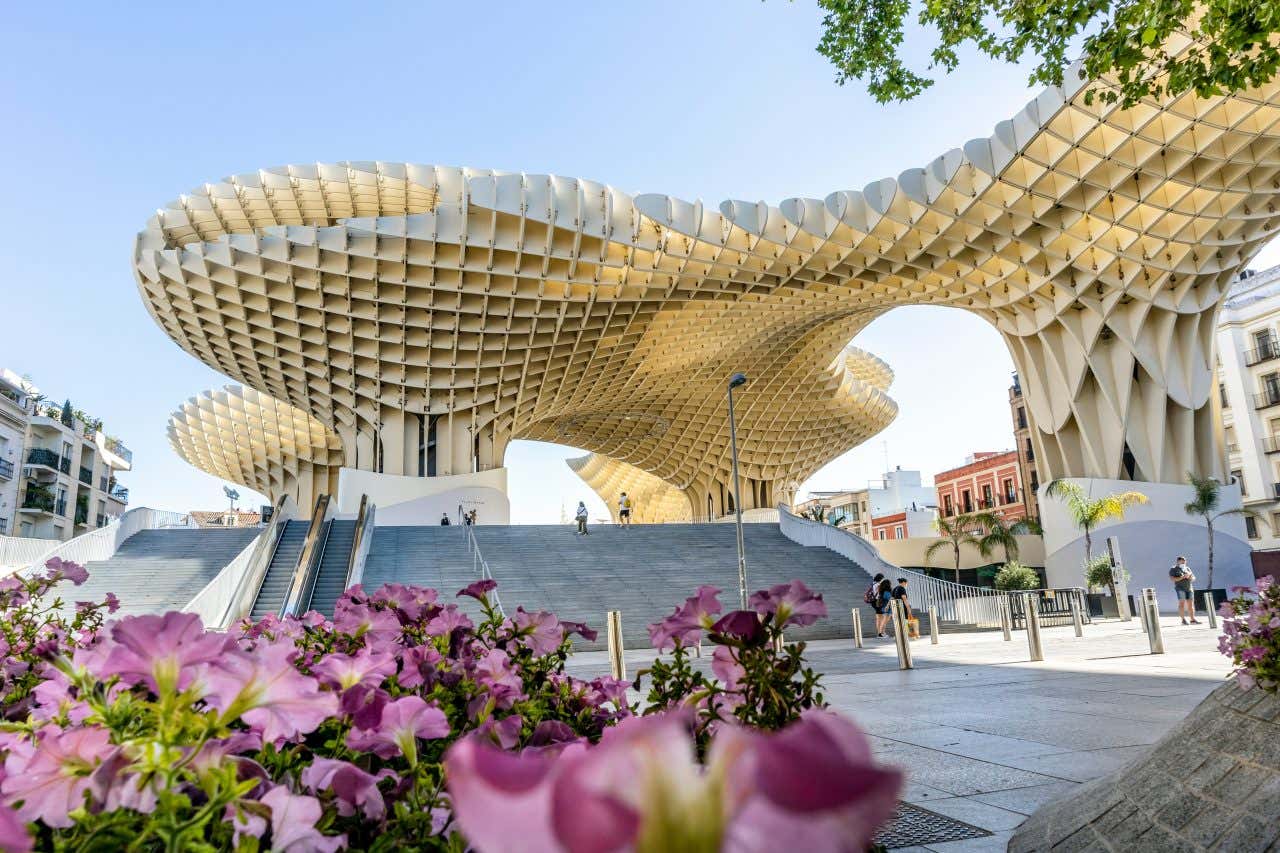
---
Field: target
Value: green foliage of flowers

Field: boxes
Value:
[1083,553,1126,592]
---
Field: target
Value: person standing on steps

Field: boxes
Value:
[575,501,590,536]
[439,512,451,526]
[618,492,632,528]
[1169,555,1200,625]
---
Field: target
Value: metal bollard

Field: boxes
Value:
[1024,593,1044,661]
[695,637,702,658]
[773,632,785,654]
[1203,592,1218,629]
[1000,596,1012,641]
[852,609,864,648]
[1070,594,1084,638]
[606,610,626,680]
[890,599,913,669]
[1139,593,1150,634]
[928,606,939,645]
[1143,588,1164,655]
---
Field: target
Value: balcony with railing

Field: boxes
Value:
[0,459,12,480]
[109,485,129,504]
[95,512,106,527]
[78,466,92,486]
[1264,436,1280,454]
[20,491,65,516]
[1254,389,1280,410]
[1245,340,1280,367]
[25,447,60,471]
[75,505,89,526]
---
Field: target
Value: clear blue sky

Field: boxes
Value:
[4,1,1277,523]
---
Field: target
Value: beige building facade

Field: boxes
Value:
[0,368,132,542]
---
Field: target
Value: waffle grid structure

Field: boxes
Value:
[144,38,1280,512]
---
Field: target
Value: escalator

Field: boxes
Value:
[249,519,310,620]
[307,519,356,616]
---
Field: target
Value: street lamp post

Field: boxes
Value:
[727,373,748,607]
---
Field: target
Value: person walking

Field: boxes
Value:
[439,512,451,526]
[1169,555,1200,625]
[618,492,632,528]
[873,576,892,637]
[463,510,473,526]
[575,501,590,536]
[891,577,917,638]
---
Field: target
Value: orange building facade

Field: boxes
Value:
[935,451,1028,523]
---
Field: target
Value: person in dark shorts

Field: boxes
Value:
[618,492,632,528]
[874,577,892,637]
[1169,555,1199,625]
[439,512,451,526]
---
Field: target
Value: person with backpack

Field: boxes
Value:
[865,573,887,635]
[875,578,894,637]
[618,492,633,528]
[575,501,590,536]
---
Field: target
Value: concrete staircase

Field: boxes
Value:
[307,519,355,616]
[250,520,310,620]
[362,523,879,650]
[71,528,261,618]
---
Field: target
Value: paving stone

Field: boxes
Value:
[1186,755,1239,792]
[1244,776,1280,823]
[1214,816,1279,853]
[1184,803,1235,848]
[1154,791,1208,830]
[1207,763,1272,804]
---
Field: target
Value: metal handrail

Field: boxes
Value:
[777,504,1011,628]
[345,495,376,590]
[280,494,332,617]
[226,494,296,623]
[462,523,505,616]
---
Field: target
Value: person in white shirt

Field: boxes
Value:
[618,492,632,528]
[575,501,589,536]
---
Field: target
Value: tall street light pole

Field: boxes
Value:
[727,372,748,607]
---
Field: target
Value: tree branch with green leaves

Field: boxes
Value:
[811,0,1280,107]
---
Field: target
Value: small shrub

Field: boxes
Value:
[1084,554,1127,591]
[993,561,1040,591]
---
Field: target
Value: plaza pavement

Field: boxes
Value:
[565,614,1232,852]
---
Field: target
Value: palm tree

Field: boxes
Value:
[926,511,997,581]
[1044,480,1149,564]
[979,516,1042,565]
[1184,472,1255,590]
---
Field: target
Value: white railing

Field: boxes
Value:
[17,508,193,577]
[0,535,59,573]
[182,536,262,628]
[462,521,504,616]
[777,505,1009,628]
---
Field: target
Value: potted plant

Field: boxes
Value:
[1083,553,1133,617]
[994,560,1041,591]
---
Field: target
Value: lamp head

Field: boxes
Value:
[728,373,748,390]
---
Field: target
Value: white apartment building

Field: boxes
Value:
[796,467,937,539]
[1218,265,1280,556]
[0,368,133,542]
[0,370,30,536]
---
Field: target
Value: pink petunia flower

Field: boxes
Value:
[1,726,119,828]
[0,803,32,853]
[201,643,339,743]
[332,602,402,646]
[44,558,88,586]
[512,608,563,656]
[473,648,522,693]
[98,612,237,695]
[345,696,450,765]
[648,585,723,651]
[398,645,443,689]
[445,709,901,853]
[301,758,389,820]
[311,649,397,692]
[749,580,827,628]
[426,605,474,637]
[457,579,497,601]
[371,583,437,621]
[260,785,346,852]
